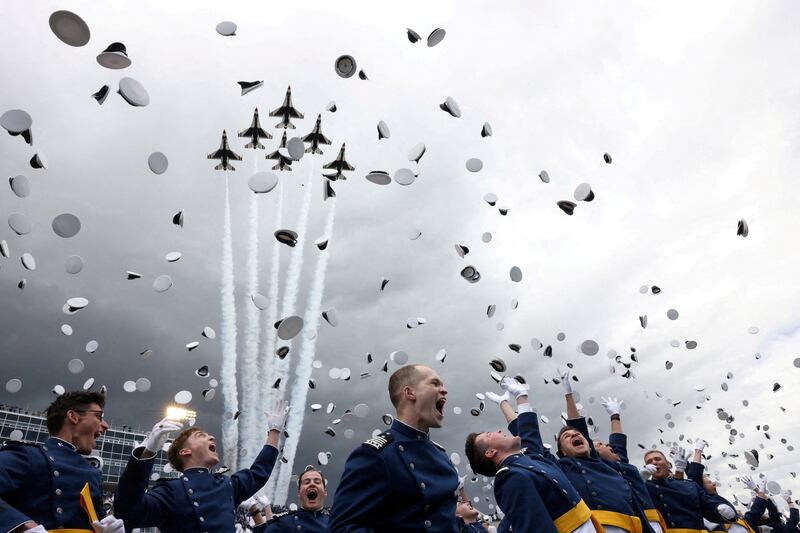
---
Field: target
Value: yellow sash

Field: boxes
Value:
[554,500,607,533]
[47,483,97,533]
[593,509,643,533]
[645,508,669,533]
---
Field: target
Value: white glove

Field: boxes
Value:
[92,515,125,533]
[717,504,736,521]
[758,477,768,494]
[457,475,466,492]
[742,476,758,491]
[239,494,269,512]
[486,391,510,404]
[694,438,708,452]
[670,446,688,473]
[27,527,48,533]
[266,399,289,432]
[142,418,184,453]
[644,464,658,475]
[781,490,793,504]
[557,368,573,394]
[640,468,653,481]
[601,396,623,416]
[500,376,529,400]
[760,527,773,533]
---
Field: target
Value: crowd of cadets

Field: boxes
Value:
[0,365,797,533]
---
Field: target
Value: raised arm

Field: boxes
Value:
[231,400,285,504]
[558,369,581,419]
[499,377,545,455]
[329,445,389,533]
[494,471,559,533]
[601,397,629,462]
[686,438,707,486]
[114,418,184,528]
[743,477,770,530]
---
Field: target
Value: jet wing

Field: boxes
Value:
[208,149,224,159]
[224,149,243,161]
[289,109,304,119]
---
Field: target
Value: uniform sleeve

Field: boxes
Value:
[0,446,33,530]
[608,432,629,464]
[230,444,279,505]
[745,496,768,530]
[698,483,735,524]
[262,517,286,532]
[512,412,545,455]
[329,444,388,533]
[113,447,173,528]
[686,461,705,486]
[787,507,799,530]
[494,470,559,533]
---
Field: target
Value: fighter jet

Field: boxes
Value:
[269,85,304,129]
[207,130,242,171]
[239,108,272,149]
[266,131,293,171]
[302,114,332,154]
[322,143,355,181]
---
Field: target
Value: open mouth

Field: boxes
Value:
[307,489,318,500]
[571,437,584,447]
[435,398,446,416]
[209,443,217,453]
[93,432,102,439]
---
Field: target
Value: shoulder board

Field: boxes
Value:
[1,440,40,450]
[363,432,394,452]
[496,466,510,475]
[431,440,446,452]
[268,510,294,522]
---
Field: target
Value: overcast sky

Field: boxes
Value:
[1,0,800,514]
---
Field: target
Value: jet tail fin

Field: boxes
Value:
[215,162,235,171]
[245,141,265,149]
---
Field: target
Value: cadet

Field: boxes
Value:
[594,396,668,533]
[465,377,601,533]
[260,466,329,532]
[329,364,459,532]
[644,446,736,533]
[685,440,756,533]
[0,391,125,533]
[114,400,288,533]
[555,374,654,533]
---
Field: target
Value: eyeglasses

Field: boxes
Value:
[76,409,104,421]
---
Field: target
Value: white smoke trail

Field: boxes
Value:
[239,157,262,467]
[259,184,284,416]
[265,164,314,498]
[220,175,239,471]
[274,197,337,505]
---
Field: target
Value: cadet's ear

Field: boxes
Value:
[179,448,192,459]
[485,448,497,460]
[66,409,81,425]
[403,385,416,401]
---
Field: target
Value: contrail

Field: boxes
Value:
[259,183,283,416]
[275,196,337,505]
[265,164,314,499]
[239,157,262,467]
[220,175,239,471]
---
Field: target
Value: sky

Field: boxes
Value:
[1,0,800,515]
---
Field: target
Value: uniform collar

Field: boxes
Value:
[392,419,429,440]
[48,436,77,451]
[183,466,212,476]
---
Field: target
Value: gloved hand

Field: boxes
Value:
[239,494,269,512]
[457,475,466,492]
[557,368,573,394]
[781,490,793,505]
[640,465,657,480]
[670,446,688,473]
[26,526,48,533]
[644,464,659,475]
[717,504,736,521]
[266,399,289,432]
[486,391,510,404]
[760,527,773,533]
[141,418,184,453]
[694,438,708,452]
[742,476,758,491]
[92,515,125,533]
[500,376,529,400]
[601,396,623,416]
[758,477,768,495]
